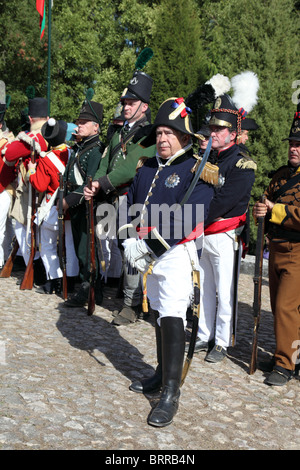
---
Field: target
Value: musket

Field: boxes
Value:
[249,195,266,375]
[0,237,19,278]
[20,140,37,290]
[58,173,67,300]
[86,176,96,316]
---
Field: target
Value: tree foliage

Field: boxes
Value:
[200,0,300,250]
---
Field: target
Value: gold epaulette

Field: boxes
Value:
[200,161,220,185]
[192,155,220,186]
[136,156,148,172]
[236,151,257,171]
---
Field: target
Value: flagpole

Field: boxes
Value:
[47,0,52,115]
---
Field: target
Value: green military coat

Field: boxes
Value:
[64,134,104,281]
[94,118,156,198]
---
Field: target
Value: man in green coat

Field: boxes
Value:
[84,71,156,324]
[63,99,105,307]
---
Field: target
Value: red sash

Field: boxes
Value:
[137,223,204,245]
[204,213,247,235]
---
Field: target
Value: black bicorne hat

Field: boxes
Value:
[78,100,103,124]
[141,97,199,147]
[28,97,48,118]
[121,71,153,104]
[42,118,68,147]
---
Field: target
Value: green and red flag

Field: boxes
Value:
[36,0,46,39]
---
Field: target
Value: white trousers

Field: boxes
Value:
[40,206,79,279]
[0,190,13,266]
[198,231,240,348]
[146,241,199,329]
[14,220,40,266]
[15,207,79,278]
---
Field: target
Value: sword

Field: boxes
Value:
[181,267,200,386]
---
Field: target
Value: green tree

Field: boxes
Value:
[146,0,209,120]
[0,1,48,130]
[200,0,300,252]
[0,0,156,136]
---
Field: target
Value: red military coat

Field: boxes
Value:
[0,129,15,193]
[29,144,70,202]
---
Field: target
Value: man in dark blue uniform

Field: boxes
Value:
[119,97,216,427]
[195,92,257,362]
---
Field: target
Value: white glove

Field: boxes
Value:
[123,238,154,273]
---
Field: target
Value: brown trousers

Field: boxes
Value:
[269,240,300,371]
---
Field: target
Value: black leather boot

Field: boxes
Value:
[35,278,62,295]
[129,311,162,393]
[35,279,54,294]
[53,278,62,295]
[64,281,89,307]
[147,316,185,427]
[66,276,77,293]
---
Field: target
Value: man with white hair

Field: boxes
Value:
[119,97,215,427]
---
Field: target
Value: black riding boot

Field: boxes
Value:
[129,311,162,394]
[35,277,62,295]
[147,316,185,427]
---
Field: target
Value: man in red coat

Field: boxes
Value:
[0,89,15,268]
[3,97,48,268]
[27,118,79,294]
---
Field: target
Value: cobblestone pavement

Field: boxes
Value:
[0,269,299,451]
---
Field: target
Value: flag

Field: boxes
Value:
[36,0,46,39]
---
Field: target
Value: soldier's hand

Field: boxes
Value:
[84,181,100,200]
[28,161,36,171]
[63,198,69,213]
[253,201,268,218]
[265,198,275,212]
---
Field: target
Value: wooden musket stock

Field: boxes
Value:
[0,237,19,278]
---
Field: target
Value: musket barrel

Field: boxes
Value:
[249,195,266,374]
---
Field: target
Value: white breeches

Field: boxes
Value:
[40,206,79,279]
[14,206,79,278]
[146,241,200,329]
[198,231,241,348]
[0,190,13,266]
[14,220,40,265]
